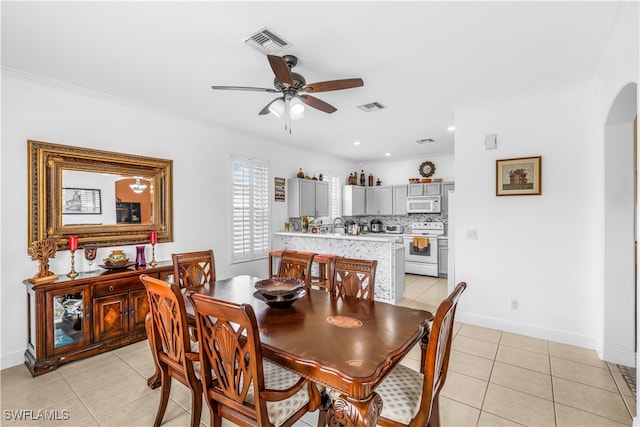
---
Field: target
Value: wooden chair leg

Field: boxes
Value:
[316,389,331,427]
[189,387,202,427]
[428,394,441,427]
[154,370,172,427]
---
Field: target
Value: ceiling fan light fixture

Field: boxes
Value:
[290,97,305,115]
[268,99,285,117]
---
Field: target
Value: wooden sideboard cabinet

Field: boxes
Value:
[24,261,173,376]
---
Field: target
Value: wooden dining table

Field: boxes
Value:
[149,275,433,426]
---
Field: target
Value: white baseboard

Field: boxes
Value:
[1,350,26,371]
[456,311,597,350]
[602,346,636,367]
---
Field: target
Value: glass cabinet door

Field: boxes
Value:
[47,285,91,355]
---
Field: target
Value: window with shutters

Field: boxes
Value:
[230,157,270,263]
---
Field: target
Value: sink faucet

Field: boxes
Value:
[333,217,344,233]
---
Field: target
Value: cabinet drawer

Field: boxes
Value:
[94,275,154,297]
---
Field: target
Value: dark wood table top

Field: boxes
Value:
[184,275,433,400]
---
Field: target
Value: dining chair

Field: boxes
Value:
[329,256,378,301]
[276,250,315,289]
[374,281,467,427]
[140,274,202,427]
[189,292,323,427]
[172,249,216,289]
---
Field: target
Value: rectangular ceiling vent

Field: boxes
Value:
[417,138,435,144]
[357,102,386,113]
[244,27,292,54]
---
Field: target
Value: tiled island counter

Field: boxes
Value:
[274,232,405,303]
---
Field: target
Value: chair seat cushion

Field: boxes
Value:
[376,364,424,425]
[245,360,313,427]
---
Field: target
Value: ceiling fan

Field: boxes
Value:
[211,54,364,132]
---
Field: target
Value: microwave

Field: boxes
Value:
[407,195,441,214]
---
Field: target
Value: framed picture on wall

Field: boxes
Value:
[62,188,102,214]
[496,156,541,196]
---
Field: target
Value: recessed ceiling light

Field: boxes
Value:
[353,141,361,146]
[384,152,391,157]
[447,126,456,131]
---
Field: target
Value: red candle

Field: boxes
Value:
[150,231,157,244]
[68,235,78,251]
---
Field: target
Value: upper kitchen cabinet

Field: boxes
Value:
[288,178,329,218]
[407,183,441,196]
[365,186,393,215]
[442,181,455,217]
[393,185,408,215]
[343,185,365,216]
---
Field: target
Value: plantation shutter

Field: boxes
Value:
[231,157,270,263]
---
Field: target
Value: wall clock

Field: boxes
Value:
[419,161,436,178]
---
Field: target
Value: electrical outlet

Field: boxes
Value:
[510,299,519,310]
[466,229,478,240]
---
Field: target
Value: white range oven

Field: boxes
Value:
[403,222,444,276]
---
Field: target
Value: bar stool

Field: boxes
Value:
[311,254,335,291]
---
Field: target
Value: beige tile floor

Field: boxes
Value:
[1,274,636,426]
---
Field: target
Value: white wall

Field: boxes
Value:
[362,153,454,186]
[0,71,354,368]
[453,81,603,348]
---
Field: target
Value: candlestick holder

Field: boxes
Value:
[67,249,79,279]
[149,243,158,267]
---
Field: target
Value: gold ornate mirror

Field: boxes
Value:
[28,140,173,250]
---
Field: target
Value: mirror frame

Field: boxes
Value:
[28,140,173,250]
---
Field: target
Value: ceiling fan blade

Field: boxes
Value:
[267,55,294,87]
[302,78,364,93]
[211,85,279,93]
[298,94,337,114]
[258,97,283,115]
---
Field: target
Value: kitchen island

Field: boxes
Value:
[274,232,405,303]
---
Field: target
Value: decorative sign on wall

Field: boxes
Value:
[274,177,286,202]
[496,156,542,196]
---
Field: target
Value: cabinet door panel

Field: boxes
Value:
[94,294,127,342]
[407,184,424,196]
[129,290,149,333]
[315,181,329,217]
[365,188,378,214]
[379,187,393,215]
[46,285,91,356]
[393,185,408,215]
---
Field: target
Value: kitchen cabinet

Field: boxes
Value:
[24,261,173,376]
[393,185,407,215]
[365,186,393,215]
[441,181,455,217]
[407,183,441,196]
[287,178,329,218]
[342,185,365,216]
[438,238,448,278]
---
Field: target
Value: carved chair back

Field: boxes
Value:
[189,293,321,426]
[330,257,378,301]
[140,274,202,427]
[378,282,467,427]
[172,250,216,289]
[277,250,315,289]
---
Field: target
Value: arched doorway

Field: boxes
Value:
[603,82,637,368]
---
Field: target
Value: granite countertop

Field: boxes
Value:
[275,231,401,243]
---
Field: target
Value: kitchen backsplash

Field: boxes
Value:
[287,213,448,235]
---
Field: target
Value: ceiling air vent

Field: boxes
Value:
[244,27,292,54]
[416,138,435,144]
[358,102,385,113]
